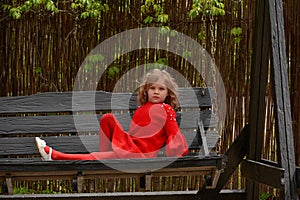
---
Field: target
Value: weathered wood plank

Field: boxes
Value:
[0,130,219,156]
[268,0,298,198]
[0,156,226,173]
[0,110,216,135]
[0,190,246,200]
[0,88,214,114]
[241,159,285,188]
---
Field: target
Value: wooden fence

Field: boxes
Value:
[0,0,299,195]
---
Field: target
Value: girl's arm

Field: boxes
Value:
[161,104,188,157]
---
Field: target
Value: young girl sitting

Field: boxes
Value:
[35,69,188,160]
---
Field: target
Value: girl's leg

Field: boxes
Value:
[36,137,118,161]
[44,146,118,160]
[47,146,95,160]
[99,113,123,152]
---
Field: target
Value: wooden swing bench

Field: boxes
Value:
[0,87,227,198]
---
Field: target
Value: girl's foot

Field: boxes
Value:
[35,137,52,161]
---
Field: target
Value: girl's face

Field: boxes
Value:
[147,82,168,104]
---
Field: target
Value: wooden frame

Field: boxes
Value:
[0,87,227,198]
[245,0,298,199]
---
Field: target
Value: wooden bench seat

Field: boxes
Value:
[0,87,226,195]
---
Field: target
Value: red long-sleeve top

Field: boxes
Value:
[110,102,188,159]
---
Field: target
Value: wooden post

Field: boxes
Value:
[246,0,271,198]
[77,171,84,193]
[268,0,298,198]
[197,0,298,198]
[246,0,298,199]
[145,173,152,192]
[5,177,13,195]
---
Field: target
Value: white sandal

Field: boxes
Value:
[35,137,52,161]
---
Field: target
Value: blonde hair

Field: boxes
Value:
[138,69,179,109]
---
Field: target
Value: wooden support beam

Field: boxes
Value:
[241,159,285,189]
[214,125,249,190]
[247,0,271,198]
[206,168,222,189]
[246,0,298,198]
[196,125,249,198]
[268,0,298,198]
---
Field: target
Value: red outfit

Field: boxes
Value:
[48,102,188,160]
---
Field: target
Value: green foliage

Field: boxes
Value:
[144,15,154,24]
[230,27,242,43]
[41,189,56,194]
[9,7,22,20]
[155,58,168,65]
[87,54,105,63]
[2,0,108,20]
[34,67,42,75]
[3,0,59,20]
[71,0,109,19]
[14,187,33,194]
[189,0,225,18]
[13,187,56,194]
[83,54,105,73]
[259,192,272,200]
[141,0,169,27]
[158,26,171,34]
[107,66,120,80]
[230,27,242,36]
[189,0,225,42]
[197,32,205,40]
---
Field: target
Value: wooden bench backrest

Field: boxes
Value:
[0,87,218,158]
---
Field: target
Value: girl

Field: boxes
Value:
[35,69,188,160]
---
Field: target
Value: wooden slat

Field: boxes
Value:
[0,190,246,200]
[0,136,89,156]
[0,156,226,173]
[198,120,209,156]
[0,167,214,180]
[241,159,285,188]
[0,129,219,156]
[0,88,214,114]
[0,110,216,135]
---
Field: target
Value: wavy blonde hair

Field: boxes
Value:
[138,69,179,109]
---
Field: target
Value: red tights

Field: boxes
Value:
[44,114,121,160]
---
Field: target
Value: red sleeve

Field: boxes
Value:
[161,104,188,157]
